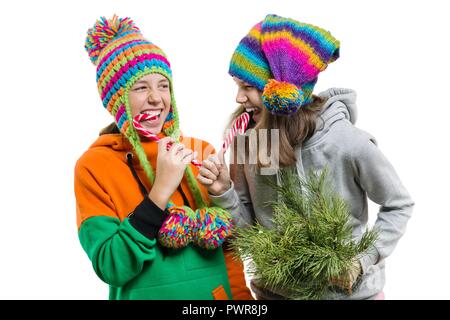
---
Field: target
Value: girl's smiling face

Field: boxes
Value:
[128,73,171,134]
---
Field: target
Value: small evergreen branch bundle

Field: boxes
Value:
[230,168,378,300]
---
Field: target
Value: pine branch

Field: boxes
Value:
[230,168,378,299]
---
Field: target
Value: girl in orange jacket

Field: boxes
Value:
[75,15,252,300]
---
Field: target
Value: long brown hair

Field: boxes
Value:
[226,95,325,168]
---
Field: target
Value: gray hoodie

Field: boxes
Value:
[210,88,414,300]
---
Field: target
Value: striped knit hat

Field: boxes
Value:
[85,16,179,137]
[229,14,340,115]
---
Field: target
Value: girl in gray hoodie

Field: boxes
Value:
[197,14,414,300]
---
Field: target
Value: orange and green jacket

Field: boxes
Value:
[74,133,253,300]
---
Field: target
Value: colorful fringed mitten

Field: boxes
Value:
[158,206,233,250]
[158,206,197,248]
[194,207,233,250]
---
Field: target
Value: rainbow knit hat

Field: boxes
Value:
[85,16,179,137]
[229,14,340,115]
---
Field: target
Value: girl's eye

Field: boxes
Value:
[159,83,169,89]
[133,86,147,92]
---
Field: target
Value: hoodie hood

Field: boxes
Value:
[303,88,357,147]
[90,133,129,151]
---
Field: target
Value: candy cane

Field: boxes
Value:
[132,114,201,168]
[221,112,250,153]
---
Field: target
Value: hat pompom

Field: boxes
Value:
[85,15,139,65]
[262,79,305,115]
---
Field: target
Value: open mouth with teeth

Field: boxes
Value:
[244,107,261,126]
[139,110,163,123]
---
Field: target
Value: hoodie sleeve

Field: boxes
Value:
[352,136,414,274]
[209,162,256,228]
[75,159,162,287]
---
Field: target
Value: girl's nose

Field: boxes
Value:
[147,90,162,104]
[236,89,248,104]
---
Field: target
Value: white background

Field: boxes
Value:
[0,0,449,299]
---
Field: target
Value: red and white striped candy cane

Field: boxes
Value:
[133,113,160,140]
[221,112,250,153]
[132,114,201,168]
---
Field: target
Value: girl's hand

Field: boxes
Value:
[149,137,196,209]
[197,151,231,196]
[330,259,362,295]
